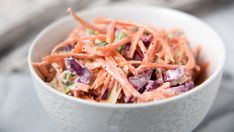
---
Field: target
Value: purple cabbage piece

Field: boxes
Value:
[129,70,152,92]
[170,81,194,94]
[58,44,73,52]
[133,52,143,61]
[63,44,73,52]
[164,66,185,82]
[184,81,194,90]
[64,57,92,84]
[133,49,144,61]
[101,89,108,100]
[124,43,131,52]
[124,96,133,103]
[145,79,163,91]
[171,85,188,94]
[143,34,153,47]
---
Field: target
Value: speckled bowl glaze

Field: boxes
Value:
[28,5,225,132]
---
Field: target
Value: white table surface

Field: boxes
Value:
[0,1,234,132]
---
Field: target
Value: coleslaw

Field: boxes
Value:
[33,8,208,103]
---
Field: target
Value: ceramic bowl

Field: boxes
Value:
[28,5,225,132]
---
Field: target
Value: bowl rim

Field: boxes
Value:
[28,4,226,108]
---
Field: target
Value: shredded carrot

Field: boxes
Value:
[51,63,64,88]
[38,65,50,79]
[180,36,196,70]
[92,69,107,89]
[86,61,102,70]
[71,41,83,53]
[43,53,98,63]
[104,74,112,87]
[137,63,180,73]
[106,20,116,43]
[77,34,106,41]
[107,81,122,103]
[112,51,137,75]
[158,38,175,63]
[138,40,149,62]
[147,38,158,62]
[71,82,90,92]
[118,61,141,69]
[194,45,202,62]
[82,44,104,56]
[127,27,144,58]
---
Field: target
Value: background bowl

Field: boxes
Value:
[28,5,225,132]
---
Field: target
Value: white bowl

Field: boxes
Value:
[28,5,225,132]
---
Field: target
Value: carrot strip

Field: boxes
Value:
[138,40,149,62]
[158,38,174,63]
[71,82,90,92]
[127,27,144,58]
[71,41,83,53]
[56,60,65,71]
[43,53,98,63]
[38,65,50,79]
[112,51,137,75]
[77,34,106,41]
[147,38,158,62]
[67,8,105,33]
[108,77,116,90]
[137,63,180,73]
[180,36,196,70]
[51,63,64,88]
[32,61,48,67]
[194,45,202,62]
[86,61,102,70]
[51,63,62,74]
[92,69,107,89]
[106,20,116,43]
[107,81,122,103]
[104,74,112,87]
[127,60,142,65]
[82,44,104,56]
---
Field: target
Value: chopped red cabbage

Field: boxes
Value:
[184,81,194,90]
[101,89,108,100]
[59,44,73,52]
[133,49,144,61]
[65,57,92,84]
[145,79,163,91]
[143,34,153,47]
[171,85,188,94]
[124,43,131,52]
[129,70,152,92]
[164,66,185,82]
[169,81,194,94]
